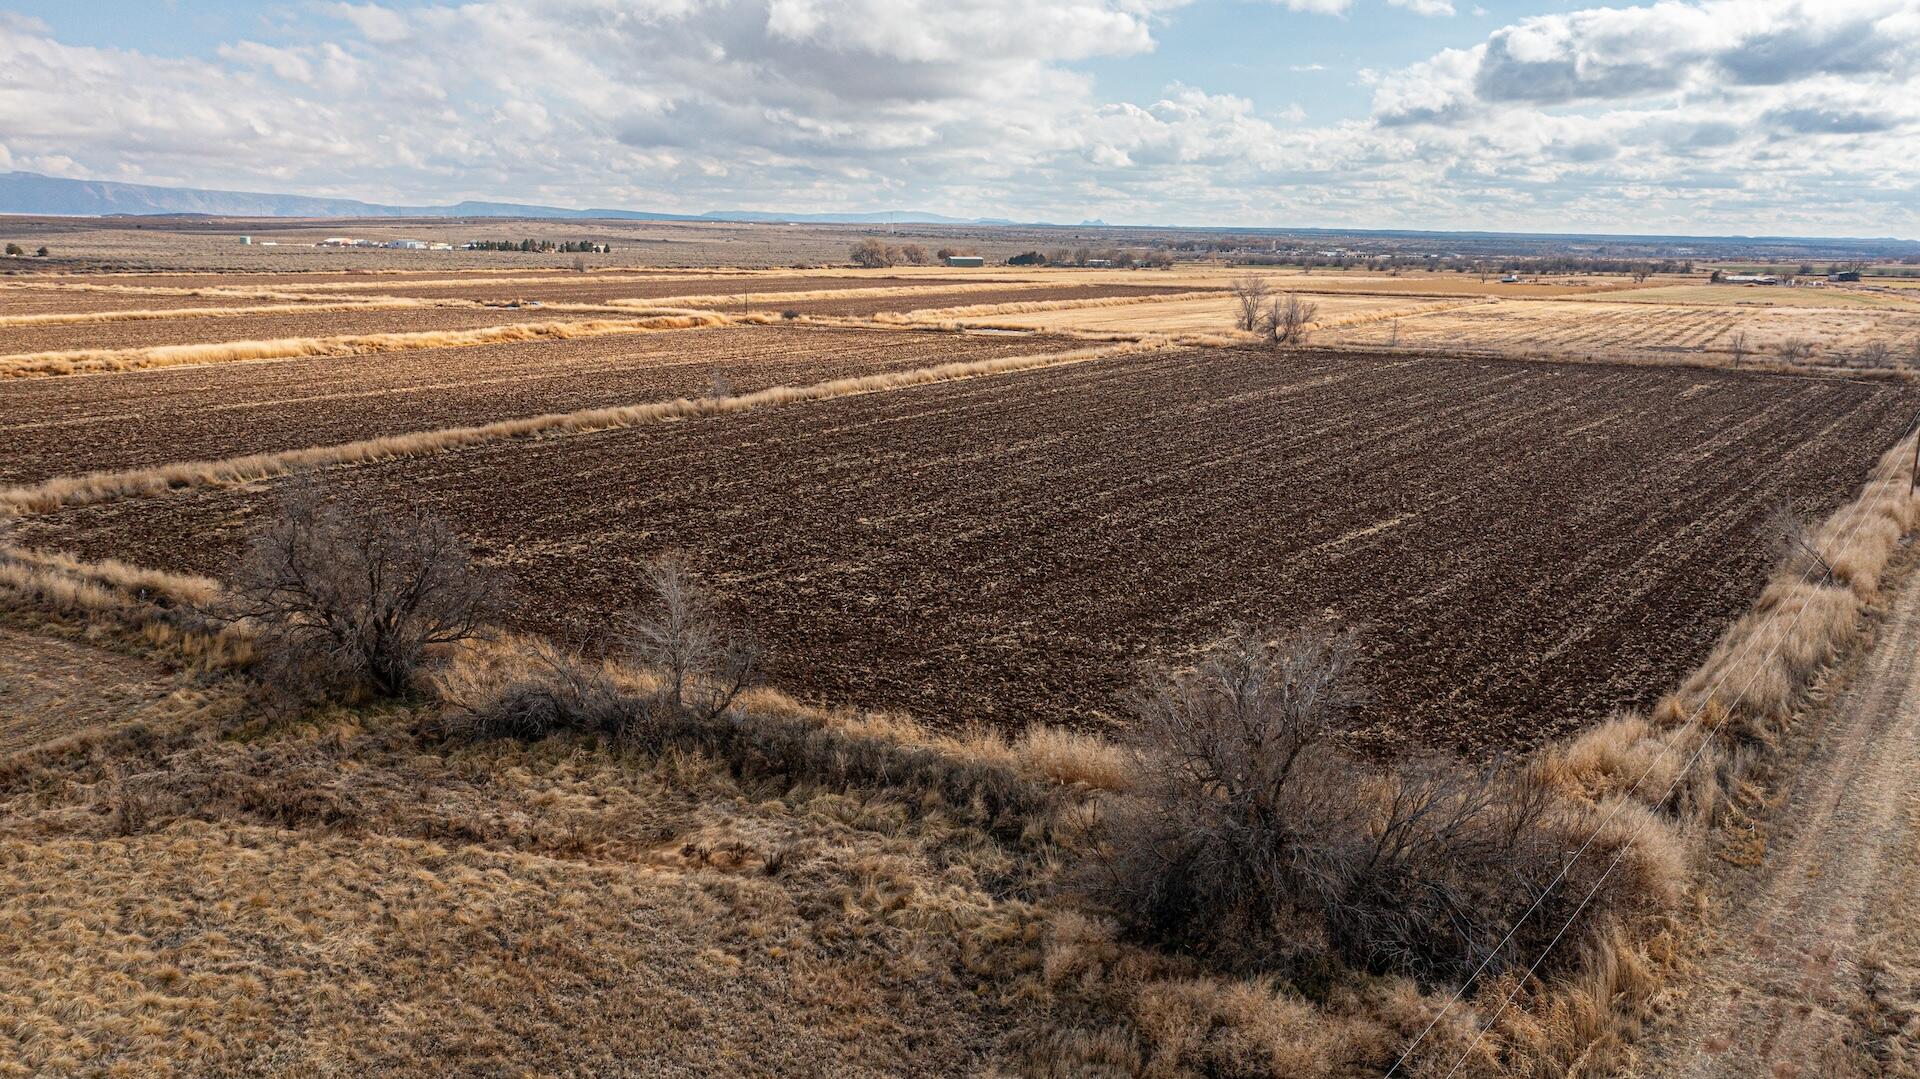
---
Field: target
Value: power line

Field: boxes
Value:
[1387,443,1912,1076]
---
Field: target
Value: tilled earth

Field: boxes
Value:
[21,348,1913,754]
[0,287,353,314]
[0,305,609,356]
[0,325,1078,483]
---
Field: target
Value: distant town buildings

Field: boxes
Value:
[316,237,451,250]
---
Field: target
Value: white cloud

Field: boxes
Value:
[1389,0,1455,16]
[0,0,1912,236]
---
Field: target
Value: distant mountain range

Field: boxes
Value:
[0,171,1001,225]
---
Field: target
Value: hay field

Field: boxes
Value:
[1320,296,1920,360]
[19,347,1911,755]
[1578,283,1920,310]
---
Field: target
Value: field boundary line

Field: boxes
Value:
[0,311,728,379]
[0,339,1168,514]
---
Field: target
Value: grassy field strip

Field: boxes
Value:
[0,339,1164,514]
[285,270,1042,293]
[0,280,428,305]
[0,311,726,379]
[1309,298,1495,333]
[0,297,510,328]
[602,280,1132,310]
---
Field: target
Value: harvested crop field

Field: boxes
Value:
[303,274,986,304]
[0,305,610,356]
[1323,298,1920,359]
[0,286,356,315]
[22,348,1912,755]
[751,282,1212,317]
[0,325,1080,483]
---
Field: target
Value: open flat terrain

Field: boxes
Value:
[0,325,1081,483]
[0,304,614,356]
[289,273,988,304]
[19,347,1911,754]
[1322,297,1920,362]
[0,285,358,314]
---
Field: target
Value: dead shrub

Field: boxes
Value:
[444,641,636,742]
[622,553,761,723]
[210,482,503,701]
[446,554,759,746]
[1260,293,1317,346]
[1230,275,1272,333]
[1776,336,1815,364]
[1767,498,1836,584]
[1093,624,1636,987]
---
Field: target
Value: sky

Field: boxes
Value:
[0,0,1915,236]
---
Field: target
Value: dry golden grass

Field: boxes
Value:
[0,312,725,379]
[1580,284,1920,312]
[1323,297,1920,363]
[876,289,1215,322]
[604,279,1054,309]
[0,297,481,329]
[0,339,1160,513]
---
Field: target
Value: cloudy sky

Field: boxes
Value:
[1,0,1915,235]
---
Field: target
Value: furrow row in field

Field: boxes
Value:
[0,338,1153,512]
[0,326,1085,484]
[20,349,1910,756]
[0,312,722,378]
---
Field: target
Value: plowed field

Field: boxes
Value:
[0,287,358,315]
[0,326,1079,482]
[23,348,1912,755]
[0,306,612,356]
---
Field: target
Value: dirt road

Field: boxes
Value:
[1650,571,1920,1076]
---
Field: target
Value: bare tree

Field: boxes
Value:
[1092,624,1582,983]
[1230,275,1272,332]
[216,483,503,699]
[1260,293,1318,346]
[897,243,930,266]
[1777,337,1815,365]
[1728,330,1748,369]
[571,255,588,273]
[1857,340,1892,369]
[622,553,762,723]
[849,238,896,269]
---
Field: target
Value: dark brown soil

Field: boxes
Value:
[22,349,1912,755]
[0,325,1076,483]
[0,306,613,356]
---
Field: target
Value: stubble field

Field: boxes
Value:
[15,344,1910,755]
